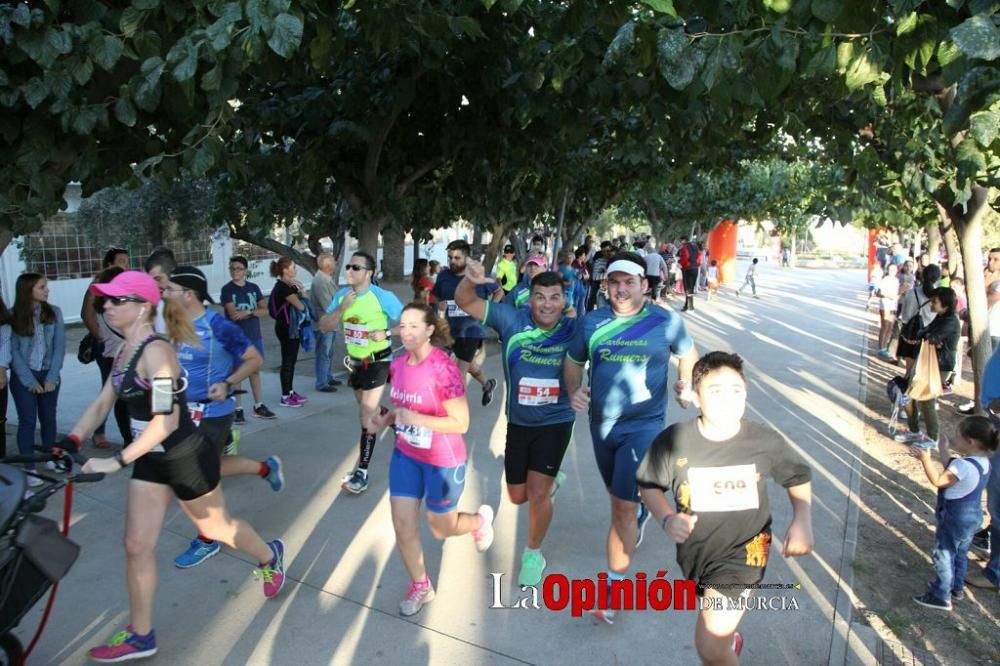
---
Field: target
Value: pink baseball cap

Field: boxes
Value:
[90,270,161,306]
[526,254,548,268]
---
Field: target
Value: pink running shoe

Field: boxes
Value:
[256,539,286,599]
[472,504,495,552]
[399,579,436,616]
[89,626,157,663]
[290,391,308,404]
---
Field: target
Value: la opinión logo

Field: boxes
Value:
[489,571,698,615]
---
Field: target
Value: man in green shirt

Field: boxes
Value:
[496,245,519,296]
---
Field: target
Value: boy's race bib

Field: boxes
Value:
[687,464,759,513]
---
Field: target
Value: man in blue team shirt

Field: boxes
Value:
[431,240,501,407]
[456,260,576,586]
[220,256,276,422]
[164,266,285,569]
[563,252,699,625]
[966,346,1000,591]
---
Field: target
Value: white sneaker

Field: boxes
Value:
[473,505,495,552]
[26,475,44,488]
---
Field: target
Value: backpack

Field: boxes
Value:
[886,375,910,435]
[899,290,928,344]
[268,286,290,323]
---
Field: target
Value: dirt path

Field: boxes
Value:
[853,311,1000,665]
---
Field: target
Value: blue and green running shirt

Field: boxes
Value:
[483,300,577,427]
[503,283,532,312]
[567,304,693,436]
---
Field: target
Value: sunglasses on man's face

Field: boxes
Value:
[107,296,147,306]
[345,264,370,272]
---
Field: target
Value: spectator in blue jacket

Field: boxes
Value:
[8,272,64,484]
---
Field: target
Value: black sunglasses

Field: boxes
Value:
[107,296,147,306]
[345,263,371,272]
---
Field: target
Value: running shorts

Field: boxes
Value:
[505,421,574,485]
[451,337,483,363]
[590,421,662,502]
[348,359,391,391]
[132,431,221,501]
[249,337,265,359]
[389,448,466,514]
[197,413,234,458]
[690,530,771,601]
[646,276,661,297]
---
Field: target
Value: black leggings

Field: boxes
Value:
[682,269,699,296]
[96,352,133,444]
[277,331,300,395]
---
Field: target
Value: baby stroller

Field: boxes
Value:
[886,375,911,436]
[0,449,102,664]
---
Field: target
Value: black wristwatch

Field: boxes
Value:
[114,451,128,468]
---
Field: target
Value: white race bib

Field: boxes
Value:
[344,322,370,346]
[396,424,433,449]
[517,377,560,406]
[446,300,470,318]
[687,465,759,513]
[129,418,166,453]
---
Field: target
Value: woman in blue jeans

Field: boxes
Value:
[910,416,997,610]
[0,293,12,458]
[8,273,64,486]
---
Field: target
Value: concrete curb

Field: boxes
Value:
[827,304,876,666]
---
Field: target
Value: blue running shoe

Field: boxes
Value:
[636,503,651,548]
[264,456,284,493]
[174,538,220,569]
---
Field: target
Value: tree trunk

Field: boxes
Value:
[229,228,318,273]
[926,220,941,263]
[509,231,527,263]
[357,217,382,255]
[471,226,484,261]
[483,220,512,274]
[382,224,405,281]
[937,202,963,279]
[950,186,992,406]
[0,226,11,258]
[552,189,568,266]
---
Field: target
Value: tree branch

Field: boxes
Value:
[229,227,319,273]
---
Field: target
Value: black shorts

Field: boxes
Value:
[690,530,771,601]
[197,413,234,458]
[504,421,574,485]
[452,337,483,363]
[348,359,391,391]
[132,431,221,501]
[646,276,661,296]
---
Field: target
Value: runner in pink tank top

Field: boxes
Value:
[369,303,497,617]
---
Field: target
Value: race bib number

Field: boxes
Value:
[446,300,470,318]
[396,424,433,449]
[129,418,166,453]
[188,402,206,427]
[345,322,370,346]
[518,377,560,406]
[687,465,759,513]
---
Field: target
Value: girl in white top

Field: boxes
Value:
[876,264,900,357]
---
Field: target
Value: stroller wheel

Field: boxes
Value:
[0,632,23,666]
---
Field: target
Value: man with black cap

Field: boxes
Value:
[163,266,285,569]
[496,245,519,296]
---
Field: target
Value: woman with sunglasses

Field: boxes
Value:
[62,271,285,662]
[319,251,402,494]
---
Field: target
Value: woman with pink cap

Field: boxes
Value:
[61,271,286,662]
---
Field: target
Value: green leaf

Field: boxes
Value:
[70,56,94,85]
[805,45,836,76]
[603,21,636,70]
[201,63,223,91]
[11,3,31,26]
[71,106,100,135]
[20,77,50,108]
[90,35,124,71]
[656,28,687,65]
[844,50,882,90]
[642,0,677,16]
[481,0,497,9]
[447,16,484,40]
[0,69,7,87]
[951,16,1000,61]
[114,96,137,126]
[969,109,999,147]
[956,137,987,177]
[120,7,145,38]
[836,42,855,70]
[169,40,199,82]
[187,145,215,177]
[267,13,303,58]
[763,0,792,13]
[896,12,919,36]
[44,69,72,99]
[811,0,841,23]
[45,28,72,55]
[133,0,160,9]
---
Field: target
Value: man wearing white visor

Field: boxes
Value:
[564,251,699,625]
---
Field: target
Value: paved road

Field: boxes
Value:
[11,263,871,664]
